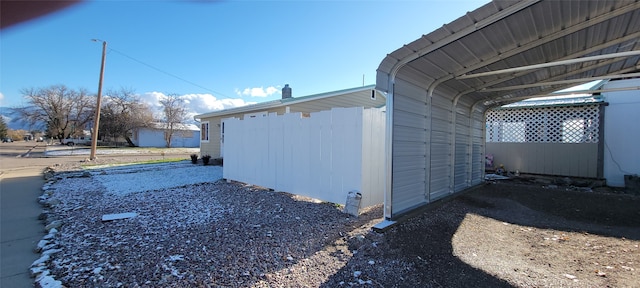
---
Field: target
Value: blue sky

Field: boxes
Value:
[1,0,488,118]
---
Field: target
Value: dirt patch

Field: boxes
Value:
[321,181,640,287]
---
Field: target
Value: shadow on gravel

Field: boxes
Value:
[321,181,640,287]
[470,182,640,240]
[320,197,514,288]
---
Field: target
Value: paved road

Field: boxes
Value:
[0,142,194,287]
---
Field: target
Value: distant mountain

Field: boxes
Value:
[0,106,34,130]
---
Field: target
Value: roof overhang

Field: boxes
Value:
[194,85,381,120]
[376,0,640,109]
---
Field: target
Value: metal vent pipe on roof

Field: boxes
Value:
[282,84,292,99]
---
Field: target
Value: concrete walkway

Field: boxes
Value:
[0,167,45,287]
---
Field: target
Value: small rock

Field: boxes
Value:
[353,271,362,277]
[43,228,57,239]
[45,220,63,231]
[368,260,375,265]
[563,273,577,280]
[42,248,62,256]
[558,177,573,186]
[42,243,58,251]
[30,266,47,277]
[101,212,137,222]
[31,254,51,267]
[35,240,49,253]
[35,271,62,288]
[534,178,552,185]
[46,198,61,207]
[286,256,294,261]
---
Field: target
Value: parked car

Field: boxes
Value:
[62,137,91,146]
[2,138,13,143]
[36,137,45,142]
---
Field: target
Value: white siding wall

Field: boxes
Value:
[602,79,640,187]
[136,128,200,148]
[136,129,167,147]
[223,107,385,208]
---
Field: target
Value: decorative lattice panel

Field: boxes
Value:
[486,104,600,143]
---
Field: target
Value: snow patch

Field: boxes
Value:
[90,163,223,196]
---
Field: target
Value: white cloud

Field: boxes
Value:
[139,92,255,122]
[235,86,280,97]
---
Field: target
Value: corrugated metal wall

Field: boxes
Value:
[377,0,639,222]
[429,92,453,200]
[390,78,430,215]
[470,107,486,186]
[388,77,486,218]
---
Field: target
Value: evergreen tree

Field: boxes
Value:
[0,116,8,139]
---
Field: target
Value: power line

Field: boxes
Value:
[107,47,229,98]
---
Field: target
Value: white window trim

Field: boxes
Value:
[200,121,210,143]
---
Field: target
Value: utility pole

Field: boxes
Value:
[90,39,106,160]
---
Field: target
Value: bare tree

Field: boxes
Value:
[15,85,95,141]
[99,87,154,146]
[159,93,187,148]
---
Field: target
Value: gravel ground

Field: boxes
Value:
[34,161,640,287]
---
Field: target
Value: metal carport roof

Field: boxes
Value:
[377,0,640,106]
[375,0,640,225]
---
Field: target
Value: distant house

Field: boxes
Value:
[194,84,386,157]
[131,122,200,148]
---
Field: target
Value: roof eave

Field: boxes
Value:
[194,84,378,120]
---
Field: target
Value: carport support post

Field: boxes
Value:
[90,39,107,161]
